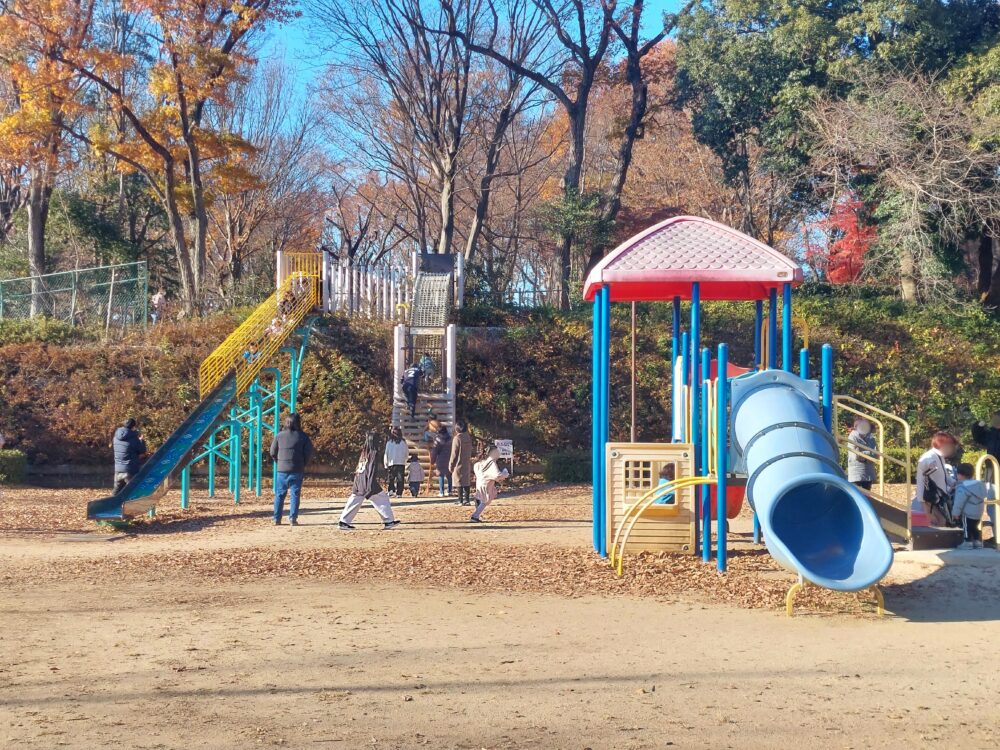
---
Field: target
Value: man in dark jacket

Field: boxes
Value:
[269,413,314,526]
[401,363,423,419]
[112,418,147,493]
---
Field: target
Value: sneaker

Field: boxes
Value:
[469,516,481,523]
[383,520,401,529]
[973,541,983,549]
[274,519,282,526]
[958,541,973,550]
[290,518,299,527]
[454,499,464,505]
[338,521,356,531]
[438,492,445,498]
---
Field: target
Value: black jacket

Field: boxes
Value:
[971,422,1000,460]
[351,449,382,498]
[269,429,314,473]
[401,366,422,390]
[113,427,146,474]
[430,431,451,473]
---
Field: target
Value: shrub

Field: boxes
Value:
[0,450,27,484]
[543,450,591,483]
[0,317,94,345]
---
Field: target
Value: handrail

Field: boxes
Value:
[833,395,912,500]
[610,475,717,575]
[199,270,320,398]
[975,454,1000,534]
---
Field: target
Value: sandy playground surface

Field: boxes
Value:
[1,481,999,749]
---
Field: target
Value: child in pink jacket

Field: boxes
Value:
[469,446,509,523]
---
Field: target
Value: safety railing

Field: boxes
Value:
[975,454,1000,538]
[833,395,912,520]
[199,271,320,398]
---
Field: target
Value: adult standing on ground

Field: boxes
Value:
[383,426,408,497]
[971,411,1000,547]
[431,425,452,497]
[340,430,400,530]
[112,418,147,493]
[269,413,314,526]
[450,420,474,506]
[915,431,959,526]
[400,363,423,419]
[847,417,878,491]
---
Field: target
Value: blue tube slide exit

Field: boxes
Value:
[730,370,893,591]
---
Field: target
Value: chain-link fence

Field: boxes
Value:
[0,261,148,331]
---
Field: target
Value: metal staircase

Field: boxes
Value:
[393,263,458,486]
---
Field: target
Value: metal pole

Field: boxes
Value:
[680,331,690,442]
[671,296,680,440]
[232,418,241,505]
[701,347,711,562]
[630,302,636,442]
[800,347,809,379]
[599,285,611,557]
[767,288,778,369]
[446,324,457,399]
[716,343,729,572]
[181,466,190,510]
[208,431,216,497]
[690,282,701,471]
[753,300,763,370]
[782,282,792,372]
[141,261,148,328]
[455,253,465,309]
[592,293,601,554]
[822,344,833,432]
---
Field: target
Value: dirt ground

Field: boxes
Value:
[2,482,999,749]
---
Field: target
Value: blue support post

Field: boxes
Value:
[700,348,711,562]
[782,282,792,372]
[232,417,242,505]
[753,300,763,371]
[207,432,216,498]
[180,465,190,510]
[822,344,834,432]
[716,343,729,572]
[767,288,778,370]
[592,292,601,553]
[598,286,611,557]
[671,296,680,440]
[800,347,809,379]
[690,283,701,480]
[680,331,690,442]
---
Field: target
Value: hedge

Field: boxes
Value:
[0,450,27,484]
[543,450,591,483]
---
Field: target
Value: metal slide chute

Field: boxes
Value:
[730,370,893,591]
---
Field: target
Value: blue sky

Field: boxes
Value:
[260,0,687,105]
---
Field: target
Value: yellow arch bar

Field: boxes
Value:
[610,475,718,576]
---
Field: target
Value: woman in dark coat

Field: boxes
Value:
[430,425,452,497]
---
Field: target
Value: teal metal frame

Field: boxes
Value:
[179,317,317,509]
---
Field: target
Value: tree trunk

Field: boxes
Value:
[899,244,918,302]
[436,156,457,256]
[976,232,993,299]
[162,165,197,316]
[463,100,513,263]
[25,171,52,318]
[981,236,1000,311]
[558,106,587,310]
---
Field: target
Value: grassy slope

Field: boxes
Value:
[2,288,999,468]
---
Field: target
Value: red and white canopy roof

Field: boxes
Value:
[583,216,803,302]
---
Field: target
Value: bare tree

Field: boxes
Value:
[809,72,1000,304]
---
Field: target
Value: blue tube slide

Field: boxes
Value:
[729,370,893,591]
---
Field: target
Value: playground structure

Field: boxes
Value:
[86,248,464,521]
[585,216,897,605]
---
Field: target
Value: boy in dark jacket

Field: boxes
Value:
[112,418,147,493]
[339,430,400,530]
[401,363,423,419]
[269,413,314,526]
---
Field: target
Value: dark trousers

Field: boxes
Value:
[402,384,418,417]
[853,480,873,491]
[964,515,982,542]
[408,481,421,497]
[274,471,304,521]
[387,465,405,496]
[457,486,471,504]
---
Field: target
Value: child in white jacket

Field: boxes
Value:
[406,454,425,497]
[470,446,509,523]
[953,463,988,549]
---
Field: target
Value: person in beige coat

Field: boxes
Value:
[449,420,474,506]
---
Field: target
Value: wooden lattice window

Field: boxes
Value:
[623,460,677,507]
